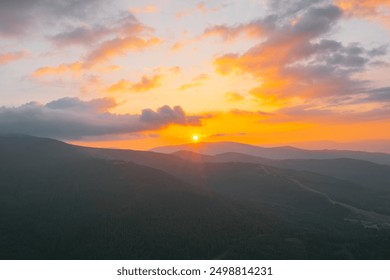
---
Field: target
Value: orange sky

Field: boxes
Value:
[0,0,389,151]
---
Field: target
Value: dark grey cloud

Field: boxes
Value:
[282,40,386,93]
[369,87,390,97]
[0,97,201,139]
[45,97,117,112]
[48,25,112,47]
[0,0,37,36]
[269,0,328,18]
[355,87,390,103]
[291,5,342,38]
[0,0,104,37]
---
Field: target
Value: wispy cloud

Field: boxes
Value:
[33,62,84,76]
[129,5,158,14]
[225,92,245,102]
[177,73,209,91]
[0,50,29,65]
[106,75,161,93]
[35,13,160,75]
[171,18,273,51]
[177,82,201,91]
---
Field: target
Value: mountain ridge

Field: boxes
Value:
[151,141,390,165]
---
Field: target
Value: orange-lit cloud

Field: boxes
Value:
[214,4,388,113]
[33,62,84,76]
[35,36,159,76]
[193,73,209,81]
[334,0,390,31]
[152,66,182,75]
[202,21,266,41]
[177,73,210,91]
[225,92,245,102]
[129,5,158,14]
[335,0,390,16]
[36,13,160,76]
[0,50,29,65]
[106,74,161,93]
[86,36,160,66]
[177,83,201,91]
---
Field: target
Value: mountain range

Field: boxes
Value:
[151,141,390,165]
[1,135,390,259]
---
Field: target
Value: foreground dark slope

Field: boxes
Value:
[0,135,276,259]
[1,135,390,259]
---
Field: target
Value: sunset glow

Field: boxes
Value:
[192,135,200,142]
[1,0,390,151]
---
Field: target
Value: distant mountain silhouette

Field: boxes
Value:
[1,135,390,259]
[172,151,390,192]
[151,141,390,165]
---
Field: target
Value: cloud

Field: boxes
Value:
[48,25,112,47]
[334,0,390,32]
[36,14,160,75]
[172,0,388,51]
[177,83,201,91]
[171,17,275,51]
[230,109,272,116]
[334,0,390,16]
[356,87,390,103]
[202,22,265,41]
[210,132,247,138]
[48,13,152,48]
[262,103,390,124]
[202,16,278,42]
[214,4,388,110]
[193,73,210,81]
[225,92,245,102]
[129,5,158,14]
[33,62,84,76]
[0,0,104,37]
[85,36,160,66]
[45,97,115,112]
[268,0,327,18]
[139,105,200,126]
[176,73,210,91]
[0,97,202,139]
[0,50,29,65]
[106,75,161,93]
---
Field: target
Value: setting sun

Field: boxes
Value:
[192,135,200,142]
